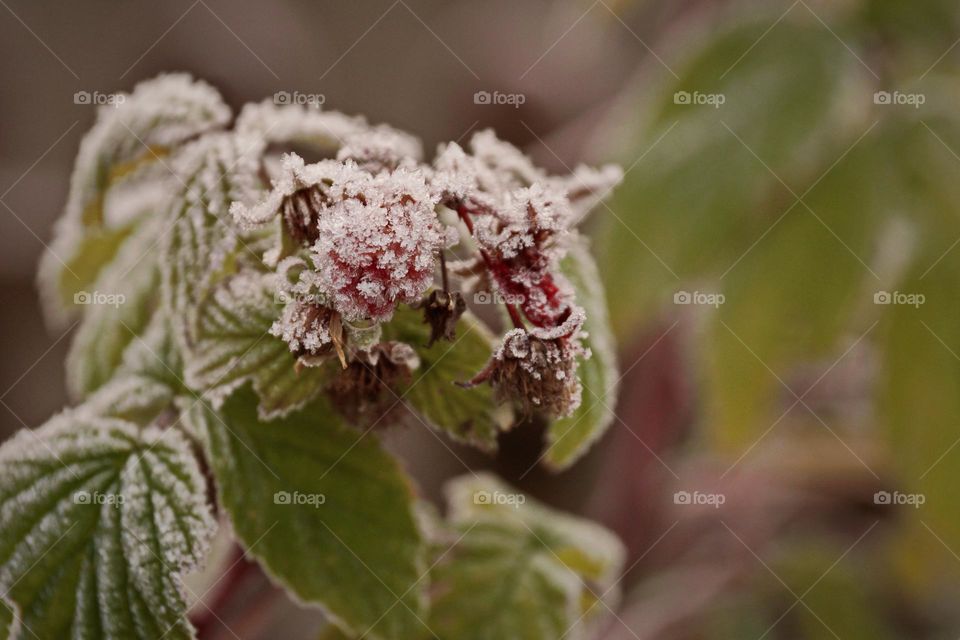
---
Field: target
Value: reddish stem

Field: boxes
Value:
[456,203,525,330]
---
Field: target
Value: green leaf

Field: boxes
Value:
[598,17,858,336]
[184,272,336,420]
[429,474,624,640]
[0,598,15,640]
[704,137,885,449]
[40,73,230,323]
[65,216,163,399]
[0,413,215,640]
[191,387,427,640]
[545,237,619,469]
[382,306,509,452]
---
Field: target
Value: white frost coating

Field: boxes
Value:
[0,412,215,638]
[234,99,421,167]
[39,73,231,327]
[237,153,454,323]
[161,132,266,355]
[309,163,453,322]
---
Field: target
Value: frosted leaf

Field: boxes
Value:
[39,73,230,326]
[429,473,626,640]
[160,132,267,353]
[65,214,165,399]
[336,126,423,173]
[544,239,619,469]
[192,388,428,640]
[235,100,421,170]
[0,412,215,640]
[183,271,338,420]
[558,164,623,224]
[380,307,511,451]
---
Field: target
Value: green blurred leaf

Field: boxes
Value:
[600,16,860,336]
[40,74,230,322]
[429,474,624,640]
[65,216,163,399]
[190,387,427,640]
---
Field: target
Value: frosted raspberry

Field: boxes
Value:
[310,165,454,322]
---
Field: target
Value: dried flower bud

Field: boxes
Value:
[463,308,587,418]
[415,289,467,347]
[328,341,420,423]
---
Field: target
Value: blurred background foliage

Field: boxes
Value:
[2,0,959,637]
[594,0,960,636]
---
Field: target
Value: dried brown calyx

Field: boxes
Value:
[327,341,420,424]
[461,308,586,419]
[281,185,328,245]
[414,289,466,347]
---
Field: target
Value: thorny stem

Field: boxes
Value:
[456,203,525,331]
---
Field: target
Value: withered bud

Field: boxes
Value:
[415,289,466,347]
[461,308,586,418]
[328,341,420,424]
[281,185,327,245]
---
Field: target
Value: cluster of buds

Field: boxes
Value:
[232,115,620,420]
